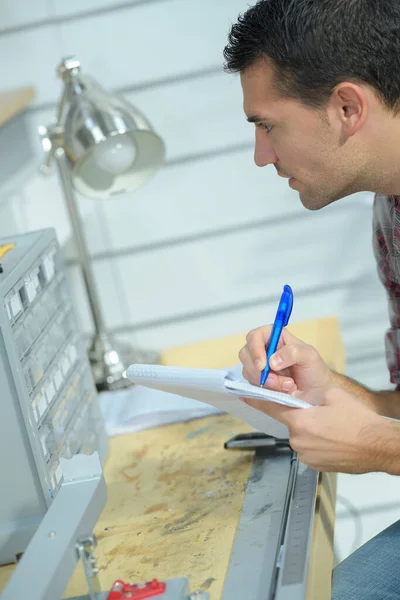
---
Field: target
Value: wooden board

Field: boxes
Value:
[65,414,253,599]
[161,316,345,373]
[0,87,35,128]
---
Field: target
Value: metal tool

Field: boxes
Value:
[223,432,318,600]
[1,453,107,600]
[69,544,209,600]
[76,535,101,600]
[70,578,209,600]
[224,431,291,452]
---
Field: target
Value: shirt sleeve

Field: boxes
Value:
[373,194,400,385]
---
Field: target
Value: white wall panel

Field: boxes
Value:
[335,472,400,562]
[337,473,400,516]
[50,0,164,19]
[94,152,294,252]
[347,355,392,392]
[0,28,62,106]
[0,193,21,236]
[94,157,373,254]
[100,204,373,325]
[58,0,246,100]
[123,72,250,161]
[111,285,351,351]
[0,1,49,30]
[11,170,107,258]
[66,260,128,331]
[335,505,400,565]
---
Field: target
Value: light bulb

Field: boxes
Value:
[92,136,136,175]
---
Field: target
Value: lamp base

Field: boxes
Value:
[88,332,160,392]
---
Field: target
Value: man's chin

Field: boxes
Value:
[298,189,336,211]
[299,197,323,211]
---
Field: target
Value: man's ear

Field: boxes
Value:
[328,82,368,139]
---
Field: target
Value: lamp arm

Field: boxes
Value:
[54,145,107,336]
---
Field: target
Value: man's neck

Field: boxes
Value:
[370,117,400,195]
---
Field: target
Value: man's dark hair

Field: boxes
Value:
[224,0,400,113]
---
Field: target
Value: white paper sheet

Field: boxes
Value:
[98,385,223,437]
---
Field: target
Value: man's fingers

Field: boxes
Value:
[244,326,270,370]
[269,343,320,372]
[241,368,261,387]
[240,343,297,392]
[239,345,261,382]
[241,367,297,393]
[245,326,303,370]
[262,373,297,393]
[240,396,296,425]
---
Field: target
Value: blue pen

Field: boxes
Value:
[260,285,293,387]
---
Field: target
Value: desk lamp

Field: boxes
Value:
[39,57,165,391]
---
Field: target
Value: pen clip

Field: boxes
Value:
[282,285,293,326]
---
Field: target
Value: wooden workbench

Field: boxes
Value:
[0,316,344,599]
[0,87,35,128]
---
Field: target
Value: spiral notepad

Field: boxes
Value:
[126,364,311,438]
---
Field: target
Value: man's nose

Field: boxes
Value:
[254,129,278,167]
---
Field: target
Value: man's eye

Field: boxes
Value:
[257,123,273,134]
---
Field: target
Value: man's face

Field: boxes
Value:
[240,60,364,210]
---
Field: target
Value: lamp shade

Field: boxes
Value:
[63,75,165,199]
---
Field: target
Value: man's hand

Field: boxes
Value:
[239,325,334,396]
[242,388,398,474]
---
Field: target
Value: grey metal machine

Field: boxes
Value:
[0,229,318,599]
[0,229,108,565]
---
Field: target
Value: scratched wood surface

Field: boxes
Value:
[64,414,253,599]
[0,317,344,599]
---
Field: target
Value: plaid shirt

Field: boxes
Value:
[374,194,400,384]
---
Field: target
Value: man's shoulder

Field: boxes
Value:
[373,194,400,267]
[373,193,395,226]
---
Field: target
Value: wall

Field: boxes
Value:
[0,0,399,566]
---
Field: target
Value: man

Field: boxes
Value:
[224,0,400,597]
